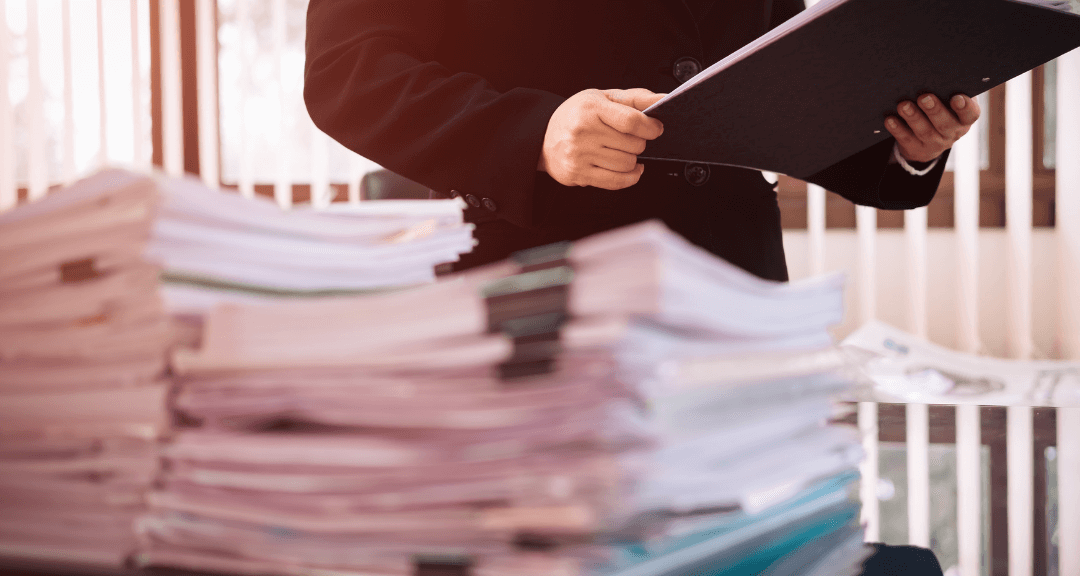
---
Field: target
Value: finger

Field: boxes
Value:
[590,147,639,173]
[597,100,663,139]
[604,88,667,111]
[884,115,925,158]
[897,100,947,149]
[596,99,664,140]
[596,127,648,155]
[583,163,645,190]
[949,94,982,127]
[916,94,965,140]
[629,90,666,111]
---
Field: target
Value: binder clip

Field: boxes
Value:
[413,554,473,576]
[60,257,100,283]
[481,241,574,380]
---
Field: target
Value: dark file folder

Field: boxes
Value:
[640,0,1080,179]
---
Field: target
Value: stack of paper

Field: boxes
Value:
[0,170,171,567]
[139,220,869,576]
[147,175,475,314]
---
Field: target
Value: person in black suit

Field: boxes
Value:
[303,0,979,283]
[305,4,971,574]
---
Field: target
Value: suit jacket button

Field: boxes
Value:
[684,163,710,186]
[465,194,480,207]
[449,189,461,199]
[482,198,498,212]
[673,57,702,84]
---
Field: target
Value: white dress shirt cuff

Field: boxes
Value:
[891,142,941,176]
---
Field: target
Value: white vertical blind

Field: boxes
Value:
[1005,73,1034,361]
[272,0,291,208]
[1056,47,1080,576]
[955,404,982,576]
[1004,69,1035,576]
[26,0,47,200]
[1007,406,1034,576]
[807,183,826,275]
[906,402,931,548]
[0,0,14,212]
[859,401,880,543]
[1058,50,1080,359]
[236,0,254,199]
[96,0,108,164]
[953,95,984,354]
[1060,408,1080,576]
[311,127,331,209]
[196,0,218,187]
[856,203,879,542]
[348,154,364,204]
[951,93,985,576]
[856,205,877,323]
[160,0,183,176]
[130,0,145,169]
[903,202,931,552]
[61,0,76,182]
[905,206,928,338]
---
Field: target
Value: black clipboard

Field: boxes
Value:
[641,0,1080,179]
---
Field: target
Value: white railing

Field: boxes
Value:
[0,2,1077,575]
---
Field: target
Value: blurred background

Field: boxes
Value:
[1,1,1078,575]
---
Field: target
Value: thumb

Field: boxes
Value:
[602,88,667,111]
[628,90,667,111]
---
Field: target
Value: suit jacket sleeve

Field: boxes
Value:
[304,0,565,228]
[767,0,948,211]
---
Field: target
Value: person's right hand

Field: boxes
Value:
[537,88,665,190]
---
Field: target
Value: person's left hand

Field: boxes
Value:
[884,93,982,163]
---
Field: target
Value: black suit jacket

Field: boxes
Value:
[304,0,948,281]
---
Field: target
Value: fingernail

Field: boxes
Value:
[921,96,935,109]
[953,94,967,109]
[887,118,897,129]
[903,103,915,116]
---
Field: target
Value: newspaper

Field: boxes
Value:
[842,321,1080,406]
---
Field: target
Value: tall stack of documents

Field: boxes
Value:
[148,175,475,314]
[0,170,171,567]
[139,220,868,576]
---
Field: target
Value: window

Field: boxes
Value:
[1,0,151,203]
